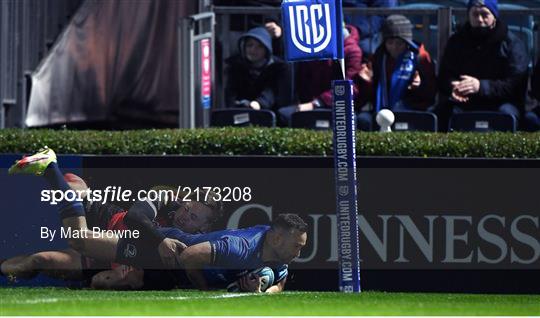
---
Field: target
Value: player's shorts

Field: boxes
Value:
[115,237,191,290]
[83,203,129,279]
[85,200,125,230]
[115,235,163,269]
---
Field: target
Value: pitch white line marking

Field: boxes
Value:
[6,292,257,305]
[9,298,60,304]
[166,293,259,300]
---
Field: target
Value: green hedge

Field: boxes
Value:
[0,128,539,158]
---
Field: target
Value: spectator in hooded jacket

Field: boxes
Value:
[436,0,528,131]
[213,0,284,56]
[354,15,437,131]
[224,27,289,112]
[277,24,362,126]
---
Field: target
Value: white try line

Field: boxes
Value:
[5,298,61,304]
[167,293,260,300]
[5,292,258,305]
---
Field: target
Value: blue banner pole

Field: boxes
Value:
[331,0,361,293]
[332,79,361,293]
[281,0,361,292]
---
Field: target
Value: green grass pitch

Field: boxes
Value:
[1,288,539,316]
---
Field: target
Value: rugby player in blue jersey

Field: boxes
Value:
[7,148,308,293]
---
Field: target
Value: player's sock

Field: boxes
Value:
[44,162,85,219]
[44,162,71,192]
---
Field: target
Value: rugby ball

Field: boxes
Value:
[227,267,275,292]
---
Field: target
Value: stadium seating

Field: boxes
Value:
[291,109,333,130]
[397,2,459,60]
[398,0,467,6]
[210,108,276,127]
[392,111,438,132]
[498,4,535,68]
[449,112,517,132]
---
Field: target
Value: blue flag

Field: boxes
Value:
[282,0,344,62]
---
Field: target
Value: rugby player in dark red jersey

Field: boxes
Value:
[1,167,222,290]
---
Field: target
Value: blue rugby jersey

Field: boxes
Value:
[158,225,288,287]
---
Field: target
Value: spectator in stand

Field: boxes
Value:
[224,27,289,113]
[436,0,528,131]
[277,24,362,126]
[524,58,540,131]
[213,0,284,56]
[343,0,398,58]
[354,15,437,131]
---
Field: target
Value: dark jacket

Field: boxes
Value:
[295,25,363,107]
[438,21,529,111]
[531,57,540,101]
[225,27,289,111]
[355,42,437,111]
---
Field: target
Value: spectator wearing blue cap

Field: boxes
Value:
[436,0,529,131]
[224,27,289,112]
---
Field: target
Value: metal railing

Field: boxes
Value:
[214,6,540,60]
[3,4,540,128]
[213,6,540,113]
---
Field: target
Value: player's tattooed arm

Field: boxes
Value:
[179,242,212,290]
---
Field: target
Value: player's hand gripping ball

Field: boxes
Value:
[227,267,275,292]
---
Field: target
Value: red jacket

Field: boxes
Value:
[295,25,363,107]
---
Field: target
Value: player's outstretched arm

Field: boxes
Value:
[178,242,212,290]
[265,278,286,293]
